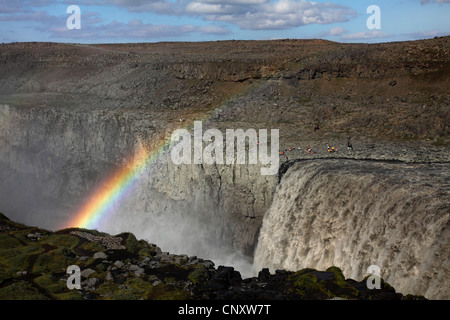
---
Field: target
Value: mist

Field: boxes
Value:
[97,204,255,278]
[0,151,74,230]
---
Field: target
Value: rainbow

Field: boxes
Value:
[64,82,255,230]
[64,135,168,229]
[64,117,214,230]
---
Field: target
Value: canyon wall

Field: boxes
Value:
[0,104,277,276]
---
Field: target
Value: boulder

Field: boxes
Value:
[105,272,113,282]
[93,252,107,260]
[80,268,96,279]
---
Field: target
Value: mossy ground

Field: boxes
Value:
[0,213,198,300]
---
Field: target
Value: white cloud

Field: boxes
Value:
[329,26,347,36]
[0,0,54,14]
[62,0,357,30]
[318,26,347,38]
[421,0,450,4]
[189,0,357,30]
[340,30,391,41]
[403,30,450,39]
[0,9,103,27]
[48,19,231,40]
[0,4,230,41]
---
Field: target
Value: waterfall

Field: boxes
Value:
[253,159,450,299]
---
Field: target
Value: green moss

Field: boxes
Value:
[96,277,154,300]
[79,241,105,253]
[99,278,147,300]
[95,282,121,297]
[325,266,360,298]
[0,243,40,260]
[34,274,68,294]
[123,233,140,253]
[54,291,83,300]
[0,265,13,285]
[138,247,156,259]
[0,281,50,300]
[10,232,28,243]
[97,276,192,300]
[126,277,153,295]
[164,276,176,283]
[76,257,95,267]
[107,291,138,300]
[41,234,80,249]
[149,284,191,300]
[0,243,44,271]
[288,271,334,299]
[96,263,108,272]
[89,270,106,281]
[188,266,209,285]
[326,266,347,287]
[32,248,74,273]
[33,274,55,288]
[0,234,22,249]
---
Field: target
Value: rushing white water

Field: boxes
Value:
[253,160,450,299]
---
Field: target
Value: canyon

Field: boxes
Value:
[0,37,448,298]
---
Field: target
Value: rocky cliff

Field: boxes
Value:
[0,102,276,268]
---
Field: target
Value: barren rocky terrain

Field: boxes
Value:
[1,38,449,147]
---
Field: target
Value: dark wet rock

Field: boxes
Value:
[258,268,270,281]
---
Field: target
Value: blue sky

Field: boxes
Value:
[0,0,449,43]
